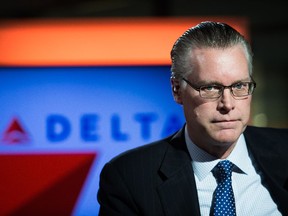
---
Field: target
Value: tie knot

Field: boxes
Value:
[215,160,233,182]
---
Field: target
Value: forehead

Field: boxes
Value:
[189,46,250,82]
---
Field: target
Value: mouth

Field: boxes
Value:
[212,119,239,128]
[213,119,237,123]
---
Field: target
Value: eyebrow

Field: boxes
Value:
[194,78,252,86]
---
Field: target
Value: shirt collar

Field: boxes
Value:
[185,125,252,181]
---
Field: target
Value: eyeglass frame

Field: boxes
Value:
[181,77,256,99]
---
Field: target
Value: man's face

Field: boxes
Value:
[172,45,252,157]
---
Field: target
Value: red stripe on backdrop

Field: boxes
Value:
[0,153,96,215]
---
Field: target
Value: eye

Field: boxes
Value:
[201,85,221,92]
[233,82,247,90]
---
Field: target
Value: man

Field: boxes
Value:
[97,21,288,215]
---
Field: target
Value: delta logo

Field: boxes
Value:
[1,117,30,145]
[0,117,97,215]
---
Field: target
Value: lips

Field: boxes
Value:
[212,119,238,123]
[212,119,239,128]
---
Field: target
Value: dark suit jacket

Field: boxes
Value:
[97,125,288,215]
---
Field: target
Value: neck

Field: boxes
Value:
[204,143,236,159]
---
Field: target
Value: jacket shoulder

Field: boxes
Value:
[108,135,173,166]
[245,125,288,139]
[244,125,288,159]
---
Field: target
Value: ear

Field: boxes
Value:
[170,77,183,104]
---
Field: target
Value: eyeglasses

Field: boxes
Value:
[182,77,256,99]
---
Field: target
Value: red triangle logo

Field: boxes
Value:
[2,117,30,144]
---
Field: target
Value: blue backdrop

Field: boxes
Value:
[0,66,185,215]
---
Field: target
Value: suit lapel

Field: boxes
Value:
[157,128,201,216]
[244,126,285,183]
[244,126,288,214]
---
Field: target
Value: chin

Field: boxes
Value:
[212,129,241,144]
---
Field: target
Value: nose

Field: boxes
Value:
[217,88,235,112]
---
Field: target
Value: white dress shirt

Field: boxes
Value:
[184,126,281,216]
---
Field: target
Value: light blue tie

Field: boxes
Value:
[212,160,236,216]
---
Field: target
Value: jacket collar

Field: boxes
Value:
[157,127,201,216]
[244,126,288,214]
[244,126,284,179]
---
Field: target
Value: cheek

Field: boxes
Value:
[239,97,252,111]
[241,100,252,120]
[182,91,215,117]
[194,104,214,120]
[183,100,213,121]
[182,99,197,120]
